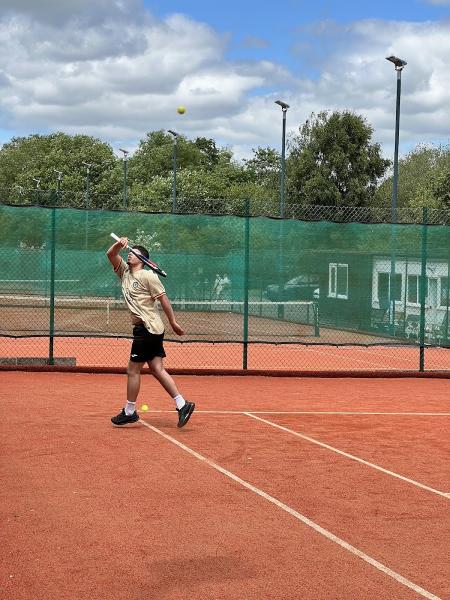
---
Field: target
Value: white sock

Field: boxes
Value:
[125,401,136,416]
[173,394,186,410]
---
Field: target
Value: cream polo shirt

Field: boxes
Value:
[114,258,166,334]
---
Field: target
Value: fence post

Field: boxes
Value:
[48,201,57,365]
[243,200,250,370]
[418,207,428,372]
[445,257,450,345]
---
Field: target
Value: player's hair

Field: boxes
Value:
[132,245,149,263]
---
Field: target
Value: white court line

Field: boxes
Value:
[142,410,450,416]
[245,413,449,500]
[138,419,442,600]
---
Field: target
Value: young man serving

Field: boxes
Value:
[107,236,195,427]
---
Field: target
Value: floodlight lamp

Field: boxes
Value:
[119,148,129,157]
[275,99,290,110]
[168,129,179,137]
[386,55,407,70]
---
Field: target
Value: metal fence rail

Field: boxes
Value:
[1,190,449,224]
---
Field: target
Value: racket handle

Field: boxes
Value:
[111,232,130,248]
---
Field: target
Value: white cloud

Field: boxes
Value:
[0,4,449,161]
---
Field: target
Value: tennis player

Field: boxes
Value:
[107,236,195,427]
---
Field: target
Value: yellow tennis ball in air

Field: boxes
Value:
[177,106,186,114]
[140,404,149,412]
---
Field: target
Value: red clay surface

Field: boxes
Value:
[1,336,449,371]
[1,373,449,600]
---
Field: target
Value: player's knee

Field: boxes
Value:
[148,362,163,376]
[127,362,142,376]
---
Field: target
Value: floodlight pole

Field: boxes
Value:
[32,178,41,205]
[54,170,63,202]
[275,100,289,218]
[119,149,129,209]
[15,185,24,204]
[168,130,179,212]
[82,162,92,250]
[275,100,289,320]
[82,162,92,209]
[386,56,407,335]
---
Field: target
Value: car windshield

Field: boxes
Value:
[287,275,318,285]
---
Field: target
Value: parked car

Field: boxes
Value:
[265,275,320,302]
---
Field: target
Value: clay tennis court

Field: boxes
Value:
[2,372,449,599]
[1,336,449,372]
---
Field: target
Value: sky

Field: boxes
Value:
[0,0,449,162]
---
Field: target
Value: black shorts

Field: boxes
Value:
[130,325,166,363]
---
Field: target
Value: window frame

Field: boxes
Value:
[328,263,348,300]
[439,276,449,308]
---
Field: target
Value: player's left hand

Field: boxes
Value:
[171,321,184,336]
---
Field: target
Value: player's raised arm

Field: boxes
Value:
[107,236,128,270]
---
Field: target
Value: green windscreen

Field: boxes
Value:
[0,204,448,371]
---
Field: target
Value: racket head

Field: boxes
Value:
[129,247,167,277]
[110,233,167,277]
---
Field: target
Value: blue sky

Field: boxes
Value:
[0,0,449,161]
[148,0,450,72]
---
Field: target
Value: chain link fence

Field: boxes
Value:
[2,189,449,225]
[0,203,448,373]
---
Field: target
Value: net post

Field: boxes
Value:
[243,200,250,369]
[418,207,428,371]
[313,301,320,337]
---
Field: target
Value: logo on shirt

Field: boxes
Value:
[132,281,140,290]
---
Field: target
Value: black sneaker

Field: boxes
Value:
[111,408,139,426]
[177,402,195,428]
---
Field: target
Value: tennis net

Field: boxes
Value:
[0,295,319,342]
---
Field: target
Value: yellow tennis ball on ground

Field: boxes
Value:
[177,106,186,114]
[140,404,149,412]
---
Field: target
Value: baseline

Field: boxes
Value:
[141,410,450,416]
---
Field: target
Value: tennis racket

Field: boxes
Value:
[110,233,167,277]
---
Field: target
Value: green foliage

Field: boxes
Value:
[0,124,446,216]
[375,144,450,209]
[287,111,390,206]
[128,131,230,185]
[0,132,118,207]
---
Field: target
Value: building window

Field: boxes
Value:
[440,276,449,307]
[407,275,428,305]
[329,263,348,299]
[378,272,402,306]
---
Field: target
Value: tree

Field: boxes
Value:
[243,147,280,203]
[375,144,450,210]
[129,142,254,211]
[193,137,221,170]
[287,111,390,207]
[128,131,230,187]
[0,132,118,208]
